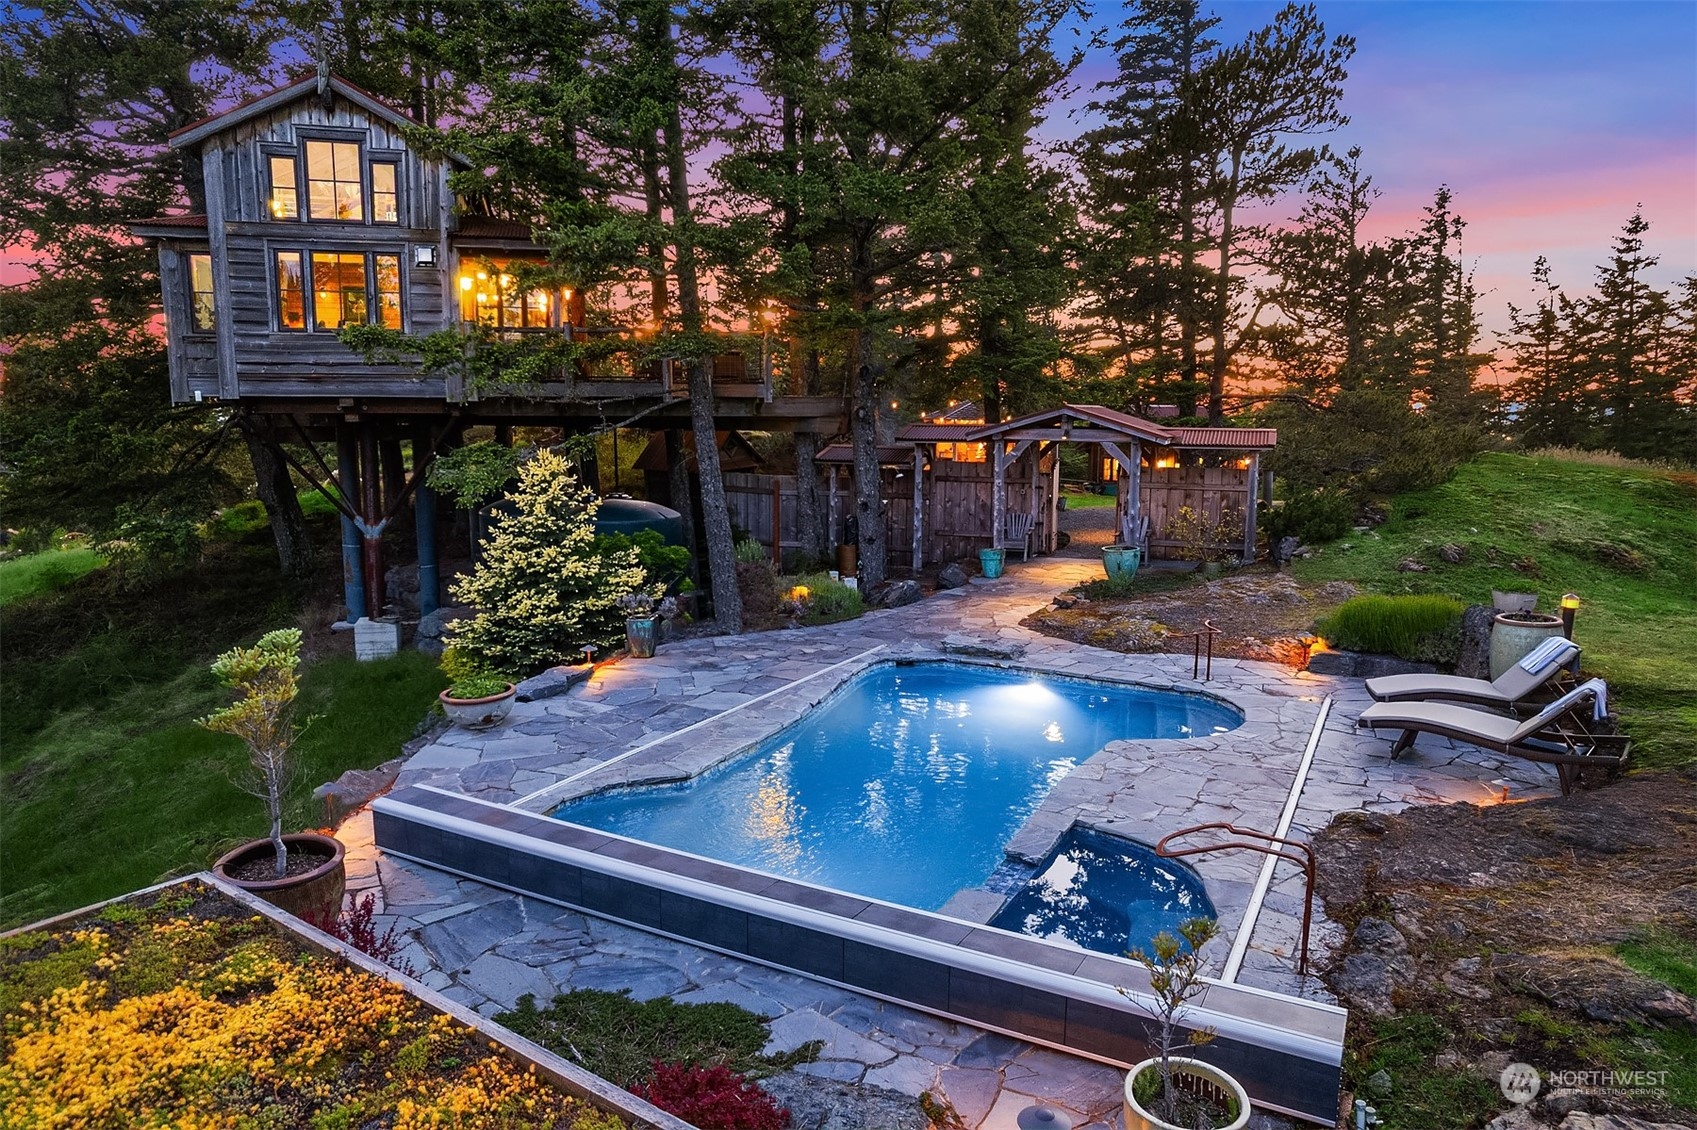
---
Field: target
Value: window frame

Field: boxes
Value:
[368,150,403,225]
[271,245,405,334]
[261,145,301,221]
[185,251,217,335]
[456,257,557,331]
[296,129,369,224]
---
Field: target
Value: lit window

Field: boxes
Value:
[275,252,305,330]
[374,254,402,328]
[268,155,299,219]
[937,442,956,460]
[457,259,551,328]
[188,253,216,332]
[311,252,368,328]
[306,140,364,221]
[371,161,398,224]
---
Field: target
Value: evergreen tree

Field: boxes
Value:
[450,450,646,674]
[1501,256,1589,448]
[1409,185,1489,422]
[0,0,307,571]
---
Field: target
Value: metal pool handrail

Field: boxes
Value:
[1188,618,1223,681]
[1155,822,1316,976]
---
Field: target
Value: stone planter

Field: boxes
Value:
[212,831,346,924]
[1489,612,1566,679]
[1103,544,1141,582]
[978,548,1005,579]
[1123,1057,1251,1130]
[439,683,517,729]
[625,615,658,658]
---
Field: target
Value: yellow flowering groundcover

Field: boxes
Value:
[0,883,625,1129]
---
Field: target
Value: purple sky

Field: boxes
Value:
[1057,0,1697,359]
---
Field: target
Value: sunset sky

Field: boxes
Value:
[6,0,1693,362]
[1060,0,1696,359]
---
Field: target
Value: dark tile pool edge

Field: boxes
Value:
[373,785,1345,1125]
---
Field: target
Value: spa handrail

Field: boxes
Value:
[1155,821,1316,976]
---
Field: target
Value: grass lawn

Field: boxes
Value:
[1293,451,1697,767]
[0,533,444,930]
[0,545,106,607]
[1059,487,1117,509]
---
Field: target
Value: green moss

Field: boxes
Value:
[1346,1013,1501,1129]
[1617,931,1697,998]
[496,988,820,1089]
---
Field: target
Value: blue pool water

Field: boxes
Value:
[555,662,1240,911]
[988,825,1217,958]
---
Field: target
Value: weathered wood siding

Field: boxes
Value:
[922,448,1051,564]
[195,93,452,398]
[1139,461,1251,558]
[730,470,913,571]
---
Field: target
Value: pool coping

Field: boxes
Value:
[373,782,1347,1124]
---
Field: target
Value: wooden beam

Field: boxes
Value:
[988,426,1169,444]
[1099,440,1141,546]
[1244,453,1261,561]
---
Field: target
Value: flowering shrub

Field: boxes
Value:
[0,884,624,1129]
[303,891,418,977]
[634,1061,790,1130]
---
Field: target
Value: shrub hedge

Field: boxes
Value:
[1316,595,1467,663]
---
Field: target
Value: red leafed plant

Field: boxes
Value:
[304,892,418,977]
[633,1062,790,1130]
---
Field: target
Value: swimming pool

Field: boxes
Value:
[989,825,1216,958]
[555,662,1241,911]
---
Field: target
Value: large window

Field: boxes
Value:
[275,252,305,330]
[268,155,299,219]
[371,161,399,224]
[188,253,216,332]
[306,140,364,221]
[457,261,552,329]
[311,252,368,328]
[276,250,402,331]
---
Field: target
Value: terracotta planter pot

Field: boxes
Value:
[439,684,517,729]
[1489,612,1566,679]
[213,831,346,924]
[1123,1057,1251,1130]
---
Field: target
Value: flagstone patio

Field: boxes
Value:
[342,552,1562,1129]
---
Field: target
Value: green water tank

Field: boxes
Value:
[592,497,685,545]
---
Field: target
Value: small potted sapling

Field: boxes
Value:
[201,628,346,922]
[437,645,517,729]
[1121,917,1249,1130]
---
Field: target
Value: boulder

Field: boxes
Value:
[941,634,1025,660]
[385,563,421,615]
[312,757,403,824]
[417,606,472,640]
[1351,916,1409,956]
[1396,557,1430,573]
[1439,543,1468,564]
[936,562,971,590]
[514,665,590,703]
[1455,603,1496,679]
[1560,1116,1697,1130]
[1331,951,1414,1016]
[867,579,923,609]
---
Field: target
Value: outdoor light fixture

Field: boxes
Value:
[1560,592,1581,639]
[459,276,473,291]
[580,644,598,665]
[413,245,438,267]
[1015,1105,1074,1130]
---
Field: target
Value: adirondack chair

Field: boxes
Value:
[1118,511,1151,555]
[1000,511,1037,560]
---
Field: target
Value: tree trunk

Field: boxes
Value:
[850,327,887,587]
[664,428,699,580]
[240,419,312,578]
[658,13,740,632]
[791,344,826,561]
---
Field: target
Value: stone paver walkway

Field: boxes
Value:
[345,553,1562,1129]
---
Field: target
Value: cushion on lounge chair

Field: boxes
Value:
[1364,639,1578,707]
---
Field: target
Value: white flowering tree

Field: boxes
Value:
[449,449,646,674]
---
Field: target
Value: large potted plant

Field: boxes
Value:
[200,628,345,923]
[1122,917,1250,1130]
[618,592,676,658]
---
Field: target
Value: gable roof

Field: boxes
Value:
[1168,427,1278,450]
[962,403,1176,444]
[168,73,467,165]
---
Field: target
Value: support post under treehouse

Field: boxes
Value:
[336,424,367,621]
[358,422,386,620]
[414,425,440,618]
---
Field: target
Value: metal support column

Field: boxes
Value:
[414,424,440,618]
[359,422,386,620]
[336,424,367,621]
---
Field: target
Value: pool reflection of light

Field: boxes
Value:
[557,663,1242,911]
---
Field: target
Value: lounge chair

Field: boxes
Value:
[1365,636,1579,711]
[1358,678,1629,795]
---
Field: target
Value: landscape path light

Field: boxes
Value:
[1560,591,1580,639]
[1015,1104,1074,1130]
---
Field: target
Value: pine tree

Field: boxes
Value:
[1502,257,1590,448]
[450,450,646,674]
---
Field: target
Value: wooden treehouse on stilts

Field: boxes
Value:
[133,72,842,623]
